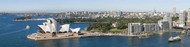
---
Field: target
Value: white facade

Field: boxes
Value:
[187,8,190,22]
[38,18,74,33]
[173,7,176,17]
[179,10,186,26]
[70,28,80,33]
[162,14,172,29]
[60,24,70,32]
[38,18,60,33]
[128,23,143,35]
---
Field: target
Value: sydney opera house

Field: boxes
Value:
[38,18,80,33]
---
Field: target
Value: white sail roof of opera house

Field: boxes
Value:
[70,28,80,33]
[38,18,80,33]
[60,24,70,32]
[38,18,61,33]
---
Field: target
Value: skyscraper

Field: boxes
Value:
[186,8,190,26]
[173,7,176,17]
[179,10,186,27]
[154,8,156,13]
[163,13,172,29]
[187,8,190,22]
[158,20,170,31]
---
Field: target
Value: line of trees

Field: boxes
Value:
[86,17,163,33]
[56,16,162,24]
[56,16,163,33]
[14,16,32,20]
[87,22,112,33]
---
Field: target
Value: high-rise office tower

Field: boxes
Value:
[186,8,190,26]
[162,13,172,29]
[179,10,186,27]
[173,7,176,17]
[158,20,170,31]
[187,8,190,22]
[154,8,156,13]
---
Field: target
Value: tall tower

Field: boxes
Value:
[173,7,176,17]
[187,8,190,22]
[179,10,186,27]
[186,8,190,26]
[163,13,172,29]
[153,8,156,13]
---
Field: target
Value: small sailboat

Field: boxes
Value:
[26,25,30,29]
[168,36,181,42]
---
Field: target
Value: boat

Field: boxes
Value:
[138,34,149,38]
[168,36,181,42]
[159,32,163,35]
[26,25,30,29]
[138,35,149,38]
[181,30,185,34]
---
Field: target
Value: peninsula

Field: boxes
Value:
[27,18,130,40]
[14,17,47,21]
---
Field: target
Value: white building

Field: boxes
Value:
[179,10,186,27]
[187,8,190,22]
[143,23,160,32]
[70,28,80,33]
[128,23,143,35]
[173,7,176,17]
[162,14,172,29]
[38,18,71,33]
[60,24,70,32]
[158,20,170,31]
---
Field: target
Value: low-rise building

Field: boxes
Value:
[112,22,118,27]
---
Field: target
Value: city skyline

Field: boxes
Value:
[0,0,190,12]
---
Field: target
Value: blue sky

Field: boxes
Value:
[0,0,189,12]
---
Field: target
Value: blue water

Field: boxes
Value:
[0,15,190,47]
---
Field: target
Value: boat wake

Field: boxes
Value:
[0,28,26,36]
[0,24,15,30]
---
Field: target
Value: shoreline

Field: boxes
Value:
[27,31,137,40]
[14,18,47,21]
[27,30,183,41]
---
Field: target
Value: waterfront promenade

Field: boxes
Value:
[27,29,184,40]
[27,31,130,40]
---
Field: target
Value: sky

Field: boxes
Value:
[0,0,189,12]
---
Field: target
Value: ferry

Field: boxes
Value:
[168,36,181,42]
[26,25,30,29]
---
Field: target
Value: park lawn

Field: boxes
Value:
[109,28,128,31]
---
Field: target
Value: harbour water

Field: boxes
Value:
[1,15,190,47]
